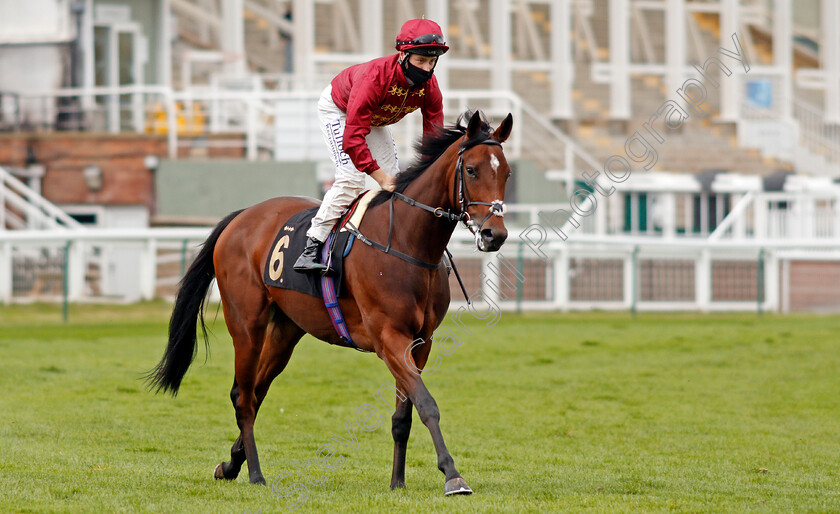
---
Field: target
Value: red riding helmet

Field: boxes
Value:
[395,19,449,57]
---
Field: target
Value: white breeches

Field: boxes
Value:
[306,84,400,242]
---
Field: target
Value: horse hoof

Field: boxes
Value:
[444,477,473,496]
[250,475,267,485]
[214,463,231,480]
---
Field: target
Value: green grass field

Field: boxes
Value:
[1,302,838,513]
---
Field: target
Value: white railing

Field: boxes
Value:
[4,225,840,313]
[793,99,840,165]
[0,227,210,303]
[447,229,840,313]
[710,190,840,241]
[8,83,596,177]
[1,166,85,231]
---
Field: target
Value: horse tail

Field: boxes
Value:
[146,209,244,396]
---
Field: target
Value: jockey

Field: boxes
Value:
[294,18,449,273]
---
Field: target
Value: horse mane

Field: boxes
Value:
[368,110,492,208]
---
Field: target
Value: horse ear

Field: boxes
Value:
[466,111,482,139]
[492,113,513,143]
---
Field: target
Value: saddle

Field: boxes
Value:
[263,191,374,298]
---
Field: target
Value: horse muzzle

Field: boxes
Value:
[476,227,508,252]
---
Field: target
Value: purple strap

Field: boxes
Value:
[320,233,357,348]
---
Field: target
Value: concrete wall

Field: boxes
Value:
[155,160,320,219]
[155,157,561,221]
[511,159,568,204]
[0,45,66,125]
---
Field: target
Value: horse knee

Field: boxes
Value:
[414,397,440,426]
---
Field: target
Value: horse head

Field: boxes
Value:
[455,111,513,252]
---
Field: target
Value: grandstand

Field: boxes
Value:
[1,0,839,311]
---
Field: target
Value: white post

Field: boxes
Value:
[719,0,741,121]
[665,0,686,99]
[662,192,677,238]
[490,0,513,112]
[67,242,86,300]
[158,0,172,87]
[696,248,711,312]
[0,242,11,303]
[81,0,95,112]
[823,0,840,124]
[293,0,315,88]
[764,250,779,312]
[107,27,120,133]
[139,239,158,301]
[132,30,145,133]
[609,0,631,120]
[754,194,767,239]
[623,248,635,309]
[425,0,450,91]
[773,0,792,120]
[221,0,246,76]
[551,0,573,119]
[780,257,790,313]
[554,248,569,311]
[361,0,383,58]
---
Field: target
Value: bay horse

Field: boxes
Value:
[147,110,513,495]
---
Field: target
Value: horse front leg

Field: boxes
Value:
[381,335,472,496]
[389,397,413,489]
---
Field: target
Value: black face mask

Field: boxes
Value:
[401,56,434,86]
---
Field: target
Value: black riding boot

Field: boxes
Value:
[293,237,328,273]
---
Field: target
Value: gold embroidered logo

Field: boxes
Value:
[412,88,426,97]
[388,85,408,97]
[403,106,419,114]
[382,104,402,113]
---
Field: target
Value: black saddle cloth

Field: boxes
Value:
[263,206,354,298]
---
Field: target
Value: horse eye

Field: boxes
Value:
[466,166,477,177]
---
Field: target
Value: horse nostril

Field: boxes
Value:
[480,228,494,241]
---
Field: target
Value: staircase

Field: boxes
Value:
[1,166,84,230]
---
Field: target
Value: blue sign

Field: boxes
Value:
[747,80,773,108]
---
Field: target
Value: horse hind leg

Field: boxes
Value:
[214,380,246,480]
[215,305,303,483]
